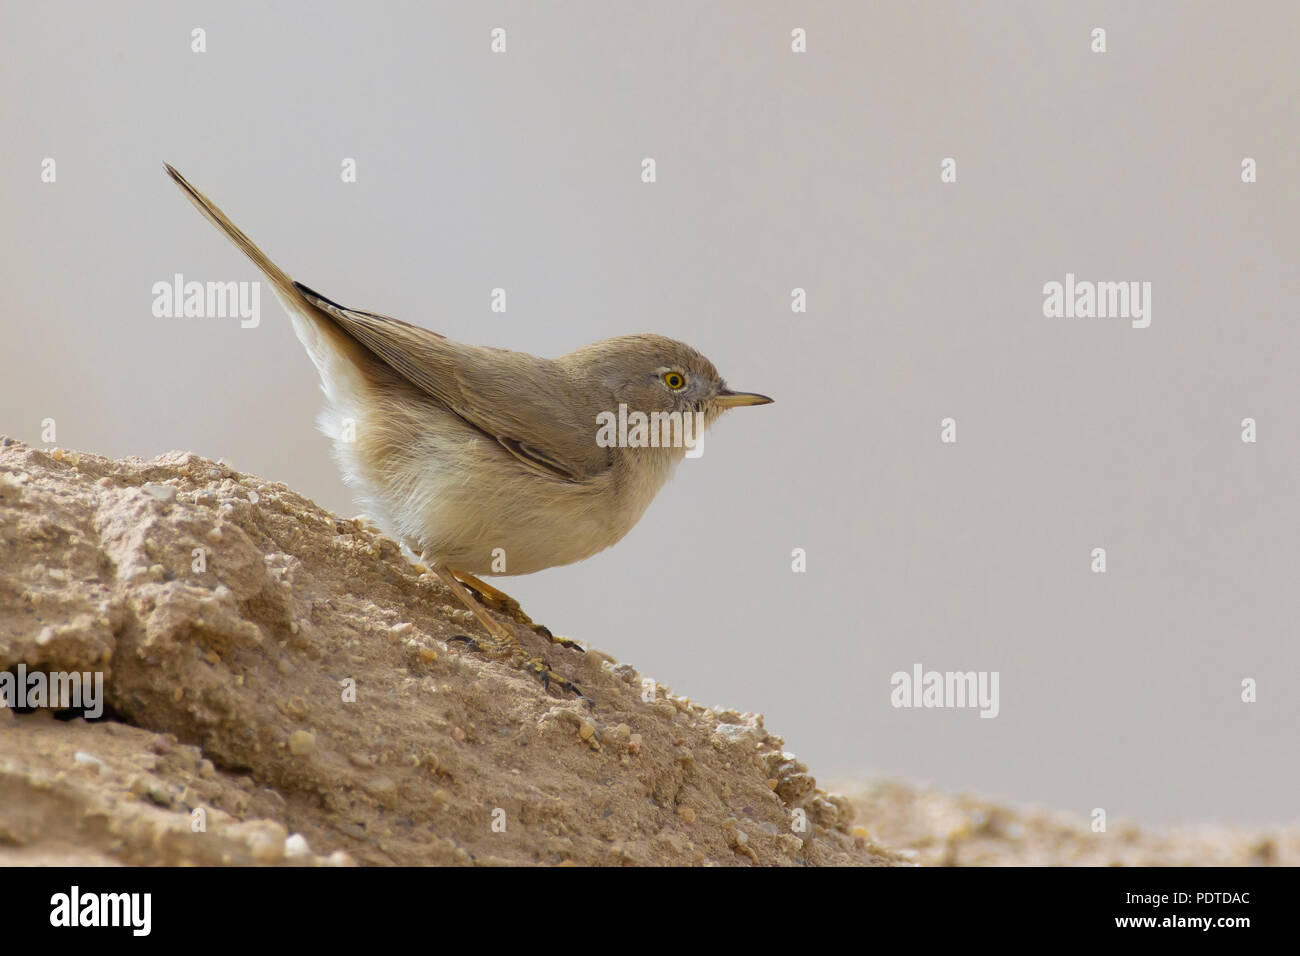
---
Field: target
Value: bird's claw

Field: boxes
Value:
[448,637,590,705]
[533,624,585,652]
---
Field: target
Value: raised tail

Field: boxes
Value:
[163,163,384,391]
[163,162,301,304]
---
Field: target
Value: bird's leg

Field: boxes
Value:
[430,563,518,653]
[452,569,586,653]
[450,570,527,617]
[425,559,588,701]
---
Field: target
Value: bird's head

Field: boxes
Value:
[572,334,771,439]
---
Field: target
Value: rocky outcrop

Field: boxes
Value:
[0,439,891,866]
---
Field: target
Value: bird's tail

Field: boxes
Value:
[163,162,383,394]
[163,162,301,305]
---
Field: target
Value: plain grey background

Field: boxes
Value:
[2,1,1297,827]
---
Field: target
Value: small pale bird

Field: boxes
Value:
[164,164,771,697]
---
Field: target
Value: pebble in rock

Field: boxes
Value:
[143,482,177,502]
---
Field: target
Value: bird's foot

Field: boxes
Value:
[532,624,586,652]
[516,652,591,703]
[452,570,585,651]
[430,561,588,704]
[447,634,590,705]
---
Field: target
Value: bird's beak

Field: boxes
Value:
[714,389,773,408]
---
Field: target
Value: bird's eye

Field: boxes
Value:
[663,371,686,390]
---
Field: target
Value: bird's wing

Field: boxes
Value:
[294,282,610,483]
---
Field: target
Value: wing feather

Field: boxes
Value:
[294,282,609,482]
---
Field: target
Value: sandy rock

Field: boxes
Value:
[0,440,894,867]
[840,780,1300,867]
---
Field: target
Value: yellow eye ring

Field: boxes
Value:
[663,372,686,390]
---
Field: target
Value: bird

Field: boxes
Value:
[163,163,771,698]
